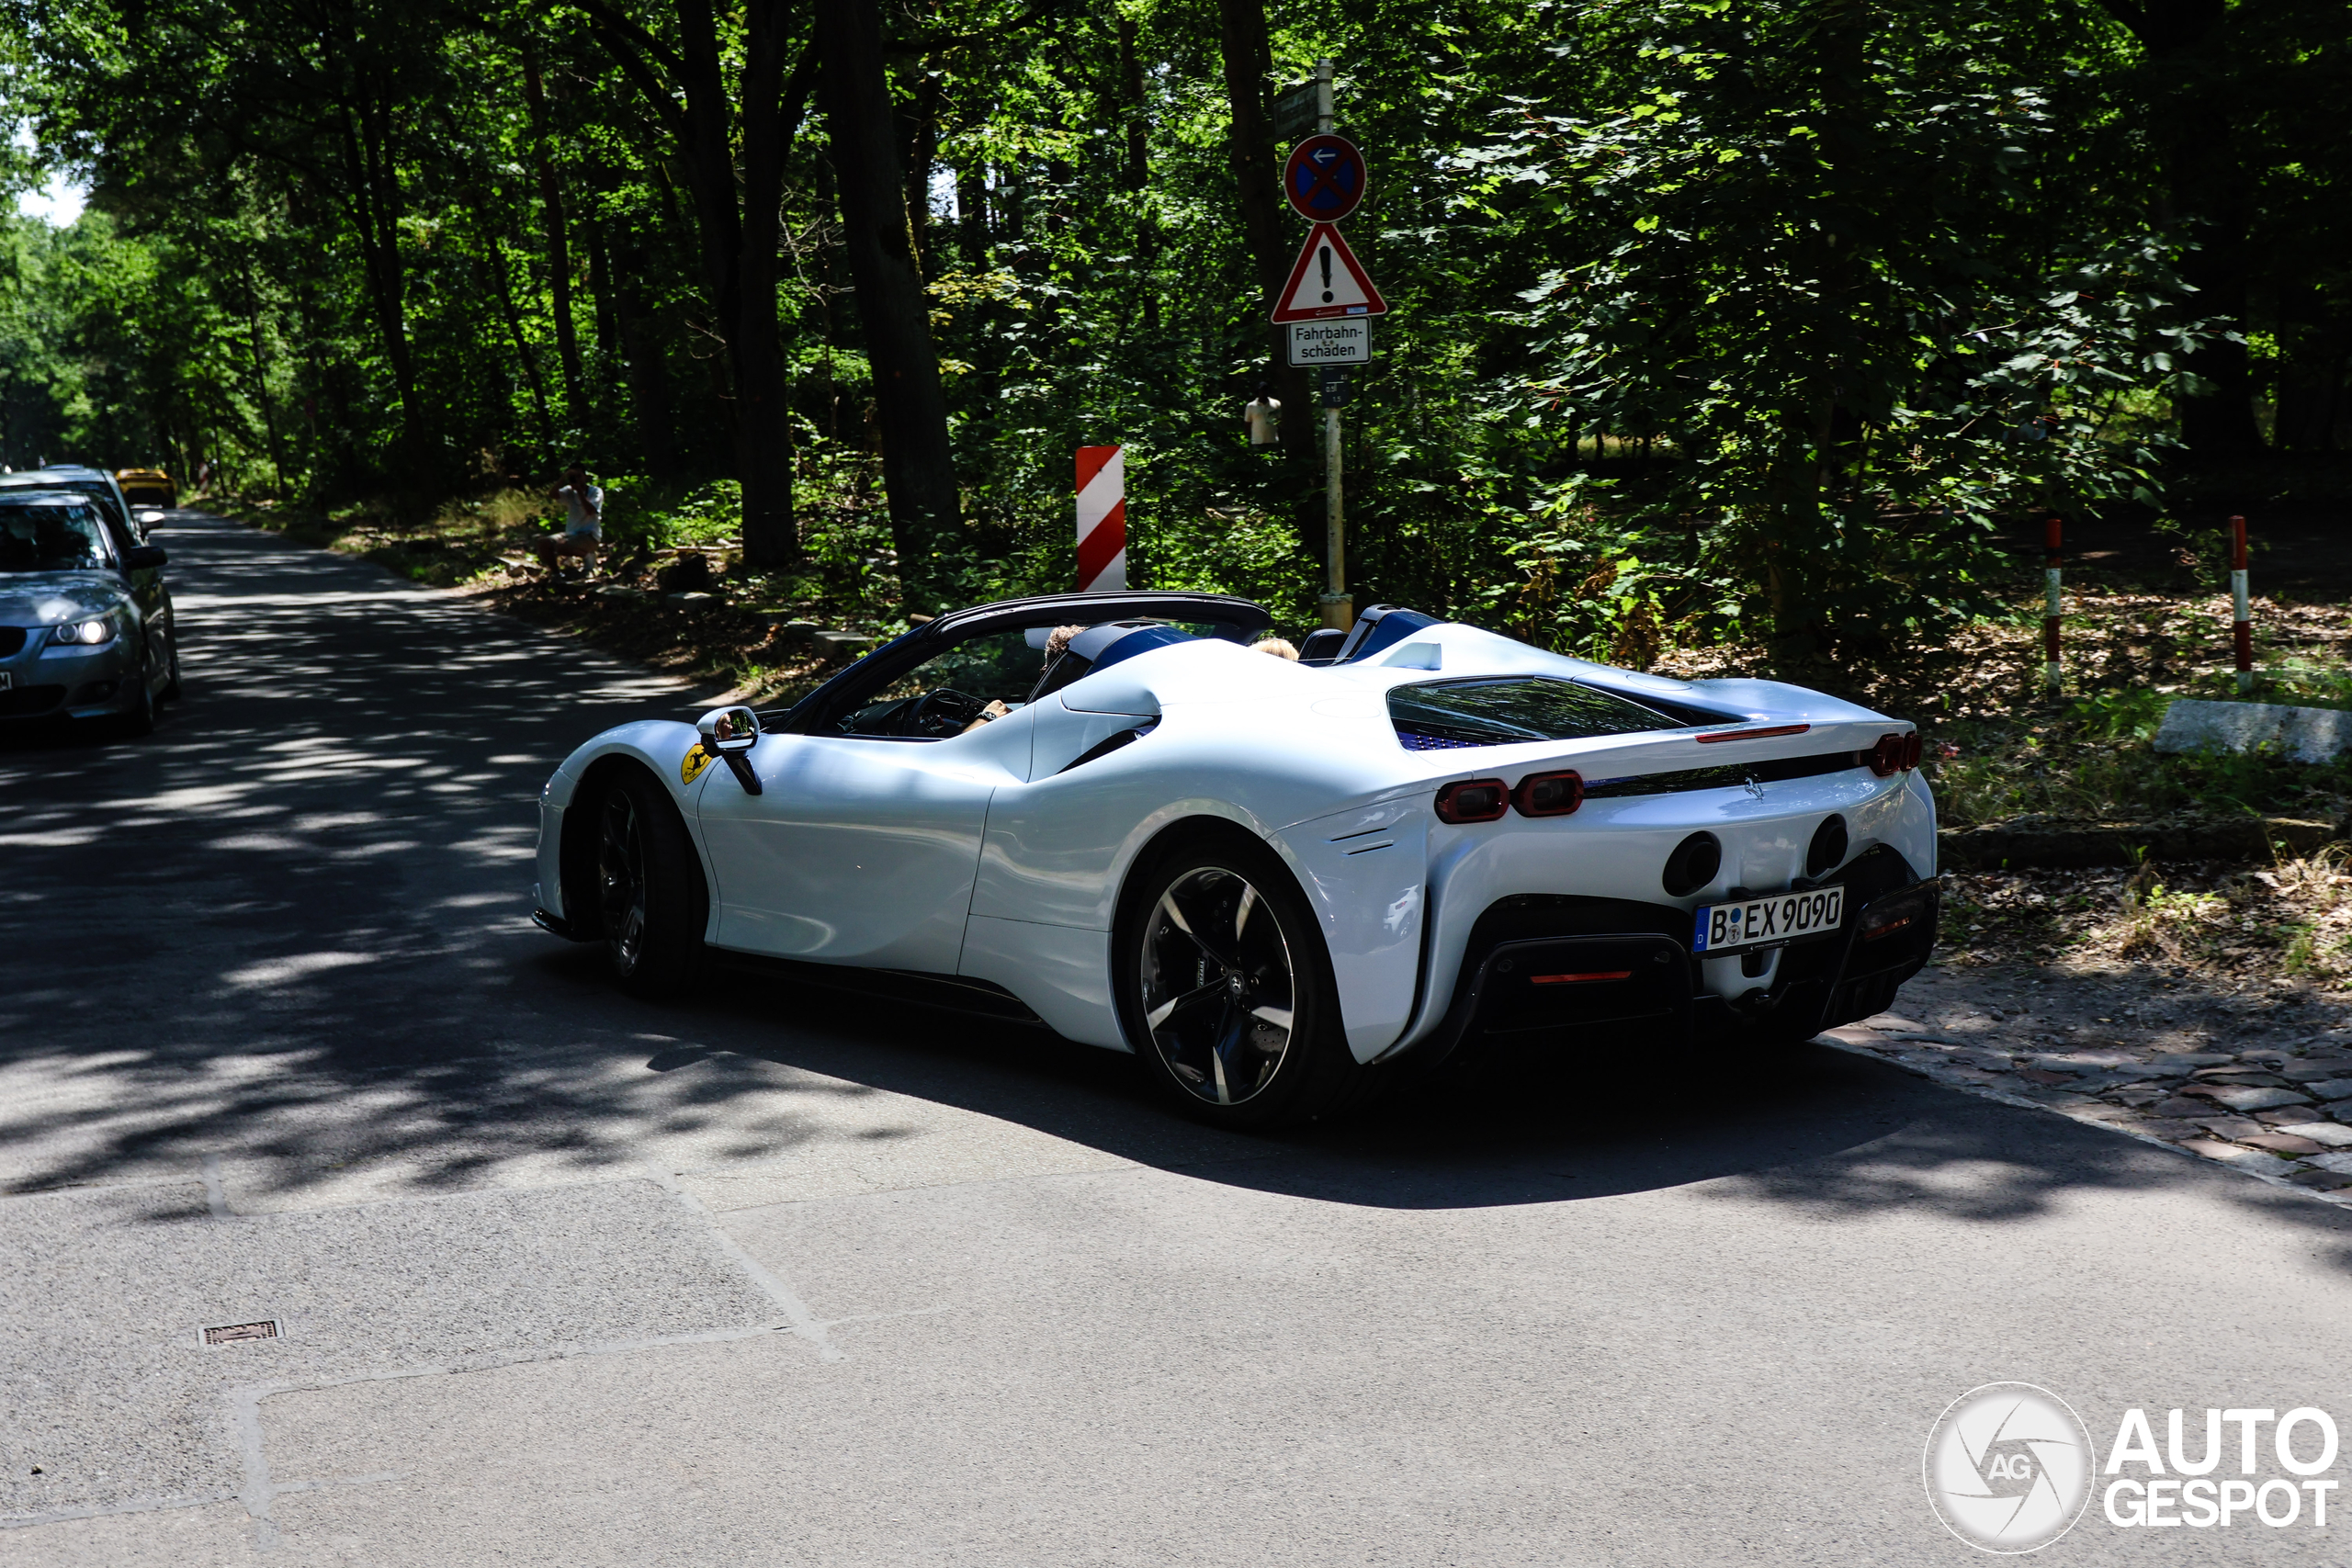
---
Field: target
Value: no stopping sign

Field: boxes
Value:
[1283,135,1366,223]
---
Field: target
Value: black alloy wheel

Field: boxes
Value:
[1140,865,1298,1105]
[1119,833,1373,1128]
[594,767,704,998]
[599,787,650,975]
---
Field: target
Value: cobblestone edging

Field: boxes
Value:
[1819,1014,2352,1209]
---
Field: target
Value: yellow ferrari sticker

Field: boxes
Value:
[681,744,713,784]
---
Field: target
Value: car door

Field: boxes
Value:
[692,625,1053,972]
[693,712,1036,971]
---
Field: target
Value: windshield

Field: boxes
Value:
[0,478,130,535]
[832,618,1208,739]
[0,503,113,573]
[836,627,1063,739]
[1388,677,1684,750]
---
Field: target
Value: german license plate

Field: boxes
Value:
[1693,886,1844,955]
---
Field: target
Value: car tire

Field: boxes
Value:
[117,669,156,738]
[1114,830,1375,1130]
[593,766,706,999]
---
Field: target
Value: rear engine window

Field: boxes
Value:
[1389,678,1684,750]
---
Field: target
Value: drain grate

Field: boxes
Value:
[203,1320,278,1345]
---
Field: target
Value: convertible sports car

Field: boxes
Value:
[532,592,1938,1126]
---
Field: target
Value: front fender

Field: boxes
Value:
[534,720,707,925]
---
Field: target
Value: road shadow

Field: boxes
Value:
[666,970,2352,1249]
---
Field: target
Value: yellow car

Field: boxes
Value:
[115,468,176,509]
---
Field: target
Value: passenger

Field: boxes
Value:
[1252,637,1300,660]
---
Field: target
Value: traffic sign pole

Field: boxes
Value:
[1324,367,1346,626]
[1267,63,1384,630]
[1310,62,1351,628]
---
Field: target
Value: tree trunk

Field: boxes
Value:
[333,92,419,454]
[1117,14,1158,333]
[956,163,988,272]
[729,1,808,570]
[582,203,619,359]
[899,69,944,281]
[2097,0,2264,457]
[613,245,678,476]
[611,245,677,474]
[1214,0,1306,434]
[819,0,963,610]
[486,228,557,456]
[520,48,585,412]
[244,300,286,495]
[646,0,799,567]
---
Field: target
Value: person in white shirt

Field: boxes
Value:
[537,465,605,575]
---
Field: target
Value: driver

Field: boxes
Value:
[960,623,1086,733]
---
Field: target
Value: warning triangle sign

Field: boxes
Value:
[1270,222,1388,323]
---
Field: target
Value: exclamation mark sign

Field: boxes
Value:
[1319,246,1333,303]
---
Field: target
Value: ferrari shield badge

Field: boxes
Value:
[681,744,713,784]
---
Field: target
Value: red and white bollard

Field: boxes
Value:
[2231,513,2252,694]
[2042,514,2063,695]
[1076,446,1126,592]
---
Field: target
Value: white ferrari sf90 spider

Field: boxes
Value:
[533,592,1938,1126]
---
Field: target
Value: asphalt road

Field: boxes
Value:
[5,512,2351,1566]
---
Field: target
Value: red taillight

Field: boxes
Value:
[1860,913,1914,942]
[1866,731,1921,776]
[1434,778,1510,824]
[1513,770,1584,818]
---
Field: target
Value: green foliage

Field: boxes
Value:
[1933,710,2352,827]
[1464,0,2213,649]
[2064,685,2173,742]
[0,0,2339,634]
[601,476,744,551]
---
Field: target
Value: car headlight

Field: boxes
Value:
[49,617,116,647]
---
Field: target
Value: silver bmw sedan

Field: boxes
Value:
[0,490,179,735]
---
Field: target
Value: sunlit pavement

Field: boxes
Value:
[4,513,2350,1565]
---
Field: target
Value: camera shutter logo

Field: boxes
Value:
[1923,1382,2093,1552]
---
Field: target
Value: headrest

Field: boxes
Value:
[1076,621,1191,670]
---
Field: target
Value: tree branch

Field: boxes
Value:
[558,0,685,78]
[2092,0,2152,45]
[557,0,690,142]
[920,0,1080,55]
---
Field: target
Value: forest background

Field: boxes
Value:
[0,0,2345,653]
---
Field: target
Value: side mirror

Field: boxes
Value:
[122,546,168,570]
[697,705,759,752]
[695,705,763,794]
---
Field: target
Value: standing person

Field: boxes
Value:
[537,465,605,575]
